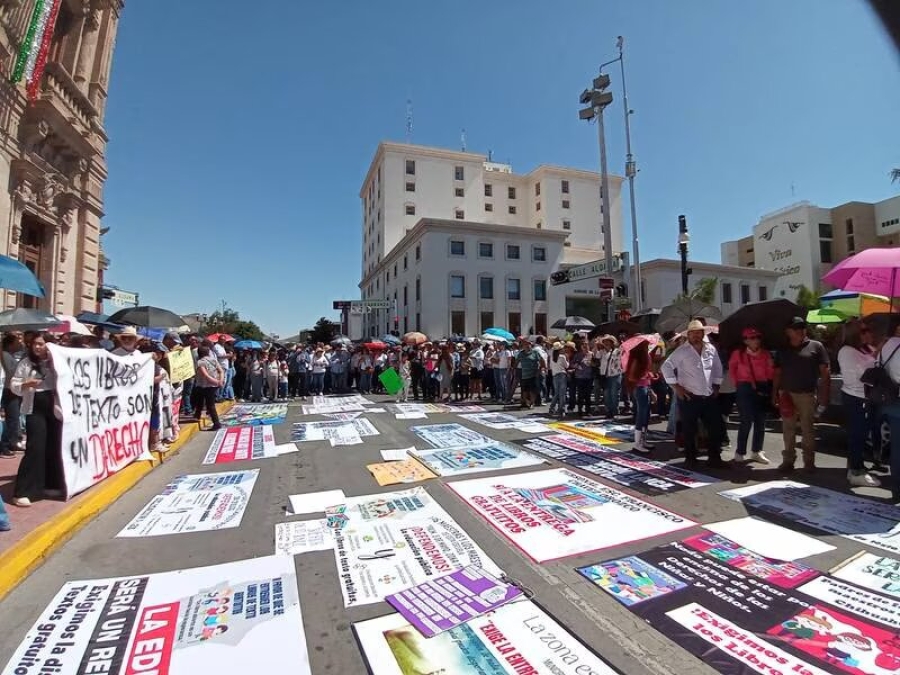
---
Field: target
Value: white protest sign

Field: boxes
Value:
[832,552,900,599]
[274,519,333,555]
[49,344,155,498]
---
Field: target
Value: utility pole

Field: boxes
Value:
[678,215,691,296]
[579,74,615,322]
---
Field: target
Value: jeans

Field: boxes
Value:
[884,403,900,499]
[222,367,235,400]
[495,368,508,402]
[310,372,325,395]
[550,372,567,413]
[0,495,9,530]
[781,391,817,466]
[736,383,767,456]
[633,385,651,430]
[604,375,622,418]
[651,378,669,416]
[680,394,723,460]
[181,378,194,414]
[842,392,870,472]
[298,371,309,397]
[1,389,21,452]
[575,378,592,413]
[332,370,347,393]
[667,395,679,435]
[359,371,372,393]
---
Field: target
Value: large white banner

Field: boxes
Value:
[0,556,311,675]
[410,442,545,477]
[720,480,900,555]
[49,344,155,498]
[202,425,276,464]
[353,599,619,675]
[118,470,259,537]
[332,487,500,607]
[449,468,695,562]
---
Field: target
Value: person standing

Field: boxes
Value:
[661,320,727,469]
[837,321,881,487]
[548,342,569,417]
[266,352,280,400]
[358,348,374,394]
[213,336,230,401]
[772,317,831,474]
[397,353,412,403]
[330,345,349,393]
[438,344,454,403]
[597,336,623,419]
[493,342,511,404]
[469,340,484,400]
[625,339,655,453]
[310,348,328,395]
[194,346,223,431]
[572,341,594,417]
[1,333,24,458]
[517,338,546,409]
[877,322,900,503]
[248,351,264,402]
[728,327,774,465]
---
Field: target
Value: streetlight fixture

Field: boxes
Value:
[678,215,692,296]
[579,74,615,322]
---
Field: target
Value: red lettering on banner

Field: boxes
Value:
[90,420,149,481]
[124,603,178,675]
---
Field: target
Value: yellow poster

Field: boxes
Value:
[366,459,437,486]
[547,422,618,445]
[168,347,196,383]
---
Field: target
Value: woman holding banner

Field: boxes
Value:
[10,335,64,507]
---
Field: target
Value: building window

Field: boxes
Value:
[534,279,547,301]
[508,186,516,199]
[451,311,466,335]
[406,182,415,192]
[455,209,465,220]
[562,219,571,230]
[536,201,541,212]
[484,184,493,197]
[758,286,767,301]
[847,235,855,252]
[450,275,465,298]
[562,200,570,209]
[394,263,398,276]
[506,244,520,260]
[405,204,415,215]
[740,284,750,304]
[416,312,421,331]
[533,246,547,262]
[508,205,517,215]
[450,240,465,256]
[479,276,493,299]
[534,312,547,335]
[406,160,415,175]
[722,282,733,304]
[455,187,464,197]
[561,180,569,194]
[415,277,421,301]
[403,285,408,305]
[820,240,833,263]
[485,203,493,212]
[479,242,493,258]
[403,254,408,270]
[480,312,494,333]
[386,270,389,282]
[454,166,465,181]
[415,244,421,261]
[507,278,521,300]
[508,312,521,336]
[845,218,854,234]
[818,223,833,239]
[535,183,541,196]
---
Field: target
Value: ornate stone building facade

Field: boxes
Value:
[0,0,123,312]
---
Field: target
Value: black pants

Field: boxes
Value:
[15,391,63,500]
[194,387,221,427]
[297,372,309,397]
[288,373,300,397]
[233,371,246,400]
[575,379,592,413]
[680,395,723,460]
[1,389,22,452]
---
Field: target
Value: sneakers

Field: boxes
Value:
[12,497,31,507]
[848,471,881,488]
[750,451,770,464]
[632,431,651,454]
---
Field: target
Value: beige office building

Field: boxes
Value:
[0,1,123,313]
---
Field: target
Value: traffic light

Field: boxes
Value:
[616,283,628,297]
[550,270,570,286]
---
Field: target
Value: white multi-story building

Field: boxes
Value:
[358,142,624,337]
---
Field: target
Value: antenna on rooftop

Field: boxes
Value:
[488,149,493,162]
[406,99,413,143]
[461,128,467,152]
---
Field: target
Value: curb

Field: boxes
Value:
[0,402,234,602]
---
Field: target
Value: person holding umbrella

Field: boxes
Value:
[728,328,774,465]
[661,320,727,469]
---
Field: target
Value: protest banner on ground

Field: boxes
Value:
[366,458,438,485]
[576,532,900,675]
[410,442,545,477]
[321,412,362,421]
[118,469,259,537]
[353,599,620,675]
[832,552,900,599]
[391,403,451,415]
[448,468,695,562]
[220,403,287,427]
[705,517,834,561]
[332,486,501,607]
[517,435,717,496]
[720,480,900,555]
[48,344,155,498]
[166,346,195,383]
[552,420,671,444]
[0,555,311,675]
[292,418,380,442]
[445,404,487,413]
[274,519,333,555]
[458,412,549,432]
[202,425,277,464]
[411,423,495,448]
[301,402,366,415]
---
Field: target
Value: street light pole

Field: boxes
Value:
[678,214,690,295]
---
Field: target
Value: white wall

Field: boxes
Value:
[641,265,777,317]
[721,240,739,266]
[752,203,828,299]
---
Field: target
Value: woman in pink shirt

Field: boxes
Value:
[728,327,775,464]
[625,339,655,453]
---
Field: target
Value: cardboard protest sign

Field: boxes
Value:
[0,556,311,675]
[353,600,620,675]
[448,468,694,562]
[220,403,287,427]
[48,344,155,498]
[167,347,195,383]
[410,442,544,477]
[118,470,258,537]
[832,552,900,599]
[274,519,333,555]
[366,459,437,485]
[410,423,494,448]
[202,425,277,464]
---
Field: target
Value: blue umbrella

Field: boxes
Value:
[234,339,264,350]
[484,327,514,342]
[380,334,401,346]
[0,254,44,297]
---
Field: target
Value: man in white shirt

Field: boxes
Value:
[662,320,727,470]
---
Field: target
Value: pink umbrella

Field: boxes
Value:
[620,333,662,370]
[823,248,900,309]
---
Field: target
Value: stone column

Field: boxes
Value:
[74,9,100,89]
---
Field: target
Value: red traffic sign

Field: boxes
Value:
[598,277,615,290]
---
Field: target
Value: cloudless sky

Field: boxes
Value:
[101,0,900,336]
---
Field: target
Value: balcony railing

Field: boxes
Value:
[41,62,98,129]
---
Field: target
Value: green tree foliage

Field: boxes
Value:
[891,168,900,185]
[676,277,718,304]
[200,309,265,341]
[309,317,341,344]
[795,284,820,310]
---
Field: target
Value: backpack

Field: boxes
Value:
[861,343,900,406]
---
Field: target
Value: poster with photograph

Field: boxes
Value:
[410,424,494,448]
[220,403,287,427]
[118,470,258,537]
[202,425,277,464]
[0,556,310,675]
[353,599,620,675]
[448,468,694,562]
[411,442,544,477]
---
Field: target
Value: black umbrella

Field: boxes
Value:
[550,316,595,331]
[588,321,641,339]
[655,300,722,334]
[718,298,803,351]
[108,306,187,329]
[0,308,63,332]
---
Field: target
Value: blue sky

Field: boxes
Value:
[101,0,899,336]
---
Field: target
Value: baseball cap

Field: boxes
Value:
[788,317,807,329]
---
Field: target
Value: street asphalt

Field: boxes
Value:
[0,395,885,675]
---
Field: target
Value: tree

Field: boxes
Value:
[676,277,718,304]
[795,284,820,310]
[892,168,900,185]
[200,308,264,341]
[309,317,341,344]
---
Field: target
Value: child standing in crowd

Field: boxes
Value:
[266,352,280,401]
[278,358,289,399]
[397,353,411,403]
